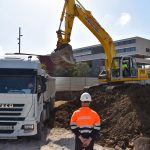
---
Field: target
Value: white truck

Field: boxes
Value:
[0,55,55,139]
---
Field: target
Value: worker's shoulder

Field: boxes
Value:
[90,109,99,115]
[73,109,80,114]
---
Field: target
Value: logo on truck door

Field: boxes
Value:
[0,104,14,108]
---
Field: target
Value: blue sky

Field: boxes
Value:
[0,0,150,55]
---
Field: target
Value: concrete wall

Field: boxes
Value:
[55,77,150,91]
[56,77,98,91]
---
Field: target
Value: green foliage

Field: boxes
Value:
[53,62,91,77]
[73,62,91,77]
[53,66,72,77]
[41,64,48,73]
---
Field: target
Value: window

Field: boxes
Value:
[115,39,136,46]
[146,48,150,52]
[0,76,36,94]
[73,48,91,54]
[116,47,136,53]
[91,46,104,54]
[111,57,121,77]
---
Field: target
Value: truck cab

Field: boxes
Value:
[0,55,55,139]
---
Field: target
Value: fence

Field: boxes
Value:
[56,77,99,91]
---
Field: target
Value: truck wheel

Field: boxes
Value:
[45,101,55,129]
[34,116,46,141]
[48,110,55,129]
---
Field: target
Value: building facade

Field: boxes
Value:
[73,37,150,77]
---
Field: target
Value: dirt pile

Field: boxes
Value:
[54,84,150,148]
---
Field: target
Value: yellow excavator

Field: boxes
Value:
[51,0,148,83]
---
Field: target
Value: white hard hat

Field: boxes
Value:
[80,92,92,102]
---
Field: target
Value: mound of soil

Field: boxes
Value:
[54,84,150,148]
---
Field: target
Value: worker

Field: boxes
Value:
[70,92,101,150]
[122,62,129,77]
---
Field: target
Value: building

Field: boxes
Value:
[73,37,150,77]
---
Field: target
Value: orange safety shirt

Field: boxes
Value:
[70,107,101,138]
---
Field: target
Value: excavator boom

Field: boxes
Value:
[51,0,115,79]
[50,0,76,66]
[50,0,148,82]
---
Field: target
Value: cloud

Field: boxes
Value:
[117,13,131,26]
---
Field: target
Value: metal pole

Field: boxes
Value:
[18,27,23,53]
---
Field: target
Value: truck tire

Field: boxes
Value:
[34,115,46,141]
[45,100,55,129]
[48,110,55,128]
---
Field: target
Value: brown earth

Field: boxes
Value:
[54,84,150,149]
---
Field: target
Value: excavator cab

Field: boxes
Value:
[50,44,76,67]
[111,56,137,78]
[111,56,148,82]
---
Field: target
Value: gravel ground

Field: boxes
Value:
[0,128,113,150]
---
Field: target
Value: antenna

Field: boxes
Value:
[17,27,23,53]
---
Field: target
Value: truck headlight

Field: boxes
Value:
[23,124,34,130]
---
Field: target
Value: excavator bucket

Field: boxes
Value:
[50,44,75,67]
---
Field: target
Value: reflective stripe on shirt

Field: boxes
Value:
[94,126,101,130]
[70,122,78,129]
[95,122,100,126]
[79,129,92,133]
[71,125,77,129]
[70,122,77,126]
[94,122,101,130]
[78,116,92,120]
[79,125,94,128]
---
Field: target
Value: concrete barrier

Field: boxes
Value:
[56,77,99,91]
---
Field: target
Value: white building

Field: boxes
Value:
[73,37,150,77]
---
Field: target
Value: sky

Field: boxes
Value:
[0,0,150,55]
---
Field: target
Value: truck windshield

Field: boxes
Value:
[0,76,36,94]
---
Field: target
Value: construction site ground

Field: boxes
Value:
[54,83,150,149]
[0,128,107,150]
[0,83,150,149]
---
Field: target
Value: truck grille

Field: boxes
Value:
[0,108,23,111]
[0,113,21,116]
[0,104,25,134]
[0,117,25,121]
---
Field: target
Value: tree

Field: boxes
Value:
[53,66,67,77]
[41,64,48,73]
[73,62,91,77]
[53,62,91,77]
